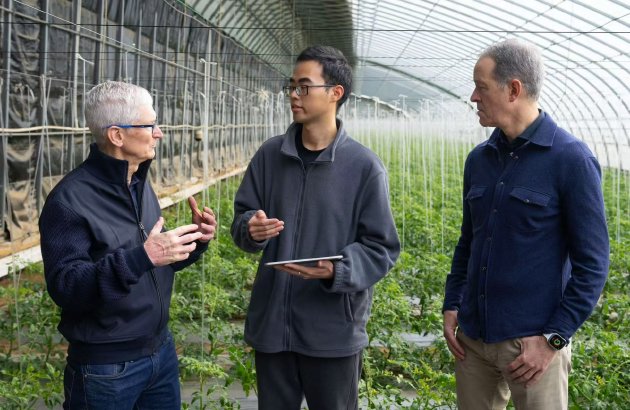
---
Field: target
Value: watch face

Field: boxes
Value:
[549,334,566,350]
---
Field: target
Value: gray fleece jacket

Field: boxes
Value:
[231,120,400,358]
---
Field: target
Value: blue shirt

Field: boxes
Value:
[499,109,544,151]
[443,112,609,342]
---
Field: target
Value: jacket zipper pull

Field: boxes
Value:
[139,222,148,239]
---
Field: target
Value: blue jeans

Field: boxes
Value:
[63,334,181,410]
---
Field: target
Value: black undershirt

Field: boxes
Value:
[296,130,325,167]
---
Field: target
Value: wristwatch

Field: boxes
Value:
[543,333,568,350]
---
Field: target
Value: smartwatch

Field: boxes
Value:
[543,333,568,350]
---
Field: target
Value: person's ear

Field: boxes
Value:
[508,79,523,102]
[106,127,124,147]
[330,85,344,104]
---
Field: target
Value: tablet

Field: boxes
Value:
[265,255,343,267]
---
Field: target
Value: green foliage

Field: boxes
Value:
[0,359,63,409]
[0,264,64,409]
[0,140,628,408]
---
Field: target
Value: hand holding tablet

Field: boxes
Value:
[265,255,343,267]
[268,256,341,280]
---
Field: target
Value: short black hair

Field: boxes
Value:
[296,45,352,108]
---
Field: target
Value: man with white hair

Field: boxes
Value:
[39,81,216,409]
[442,39,609,409]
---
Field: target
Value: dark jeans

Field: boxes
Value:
[63,334,180,410]
[255,350,363,410]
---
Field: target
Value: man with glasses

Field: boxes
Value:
[232,45,400,409]
[40,81,216,409]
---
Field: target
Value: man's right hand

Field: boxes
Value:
[443,310,466,360]
[248,210,284,241]
[144,217,204,266]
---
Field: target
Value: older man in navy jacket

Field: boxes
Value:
[40,81,216,409]
[443,39,609,409]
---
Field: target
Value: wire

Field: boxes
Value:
[3,20,630,34]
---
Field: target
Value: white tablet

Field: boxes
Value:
[265,255,343,267]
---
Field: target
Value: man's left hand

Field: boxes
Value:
[275,260,334,280]
[507,335,557,388]
[188,196,217,243]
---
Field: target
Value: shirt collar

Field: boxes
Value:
[281,118,348,162]
[501,109,544,145]
[85,143,152,185]
[484,110,556,150]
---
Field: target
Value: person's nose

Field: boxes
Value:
[470,88,480,103]
[153,124,164,138]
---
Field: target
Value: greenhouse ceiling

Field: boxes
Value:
[187,0,629,161]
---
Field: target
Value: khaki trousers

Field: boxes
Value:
[455,331,571,410]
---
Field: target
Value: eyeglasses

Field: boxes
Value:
[103,124,158,133]
[282,84,335,97]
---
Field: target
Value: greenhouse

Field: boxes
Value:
[0,0,628,408]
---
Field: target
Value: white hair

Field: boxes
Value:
[480,39,545,101]
[84,81,153,143]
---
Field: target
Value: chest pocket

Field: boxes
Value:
[465,185,487,230]
[506,187,552,232]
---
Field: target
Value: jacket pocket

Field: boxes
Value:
[83,362,128,379]
[506,187,552,232]
[73,273,160,344]
[465,185,487,229]
[344,293,354,322]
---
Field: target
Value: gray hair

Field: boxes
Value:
[84,81,153,143]
[480,39,545,101]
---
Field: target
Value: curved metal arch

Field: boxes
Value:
[351,25,486,98]
[220,1,299,66]
[390,0,628,150]
[188,0,299,76]
[524,1,630,151]
[353,1,627,169]
[184,0,629,163]
[361,59,462,100]
[352,4,514,84]
[493,0,630,150]
[354,0,629,108]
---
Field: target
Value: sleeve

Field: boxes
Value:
[442,155,472,312]
[39,200,154,313]
[543,153,610,339]
[231,157,268,253]
[323,170,401,293]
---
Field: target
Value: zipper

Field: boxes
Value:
[284,159,309,350]
[291,161,309,258]
[129,184,165,337]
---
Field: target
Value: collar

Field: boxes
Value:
[483,111,558,150]
[83,143,152,186]
[280,119,348,163]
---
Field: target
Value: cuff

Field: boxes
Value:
[124,244,155,275]
[320,260,345,293]
[241,210,268,251]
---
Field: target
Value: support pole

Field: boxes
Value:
[92,0,104,85]
[69,0,82,171]
[115,0,124,80]
[35,0,50,213]
[1,0,14,234]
